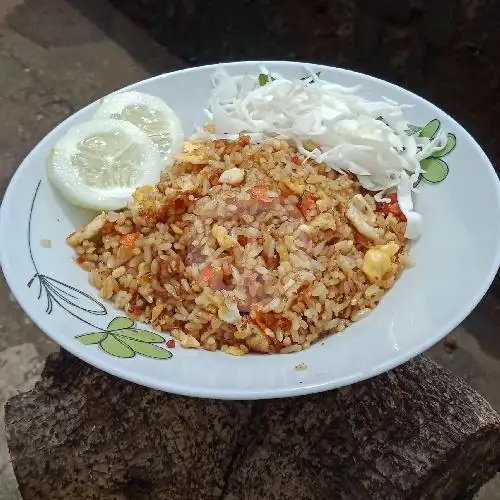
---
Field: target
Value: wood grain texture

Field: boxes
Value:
[5,350,500,499]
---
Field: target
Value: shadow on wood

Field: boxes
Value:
[5,350,500,499]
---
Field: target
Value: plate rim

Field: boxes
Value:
[1,60,500,400]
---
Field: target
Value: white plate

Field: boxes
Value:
[1,61,500,400]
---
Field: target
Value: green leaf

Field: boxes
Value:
[258,73,277,86]
[433,133,456,158]
[114,329,165,344]
[107,316,134,331]
[419,119,440,139]
[99,335,134,358]
[76,332,107,345]
[258,73,270,86]
[421,158,449,183]
[119,338,173,359]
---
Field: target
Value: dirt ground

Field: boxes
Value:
[0,1,499,498]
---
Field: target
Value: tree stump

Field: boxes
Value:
[5,350,500,499]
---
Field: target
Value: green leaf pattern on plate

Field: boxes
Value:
[100,335,135,358]
[410,119,456,185]
[114,329,165,343]
[107,316,134,331]
[420,158,450,184]
[419,118,441,139]
[76,331,107,345]
[76,316,173,360]
[117,338,173,359]
[433,133,456,158]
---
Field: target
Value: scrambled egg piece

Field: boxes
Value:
[219,167,245,185]
[277,243,289,263]
[66,213,106,246]
[310,213,336,231]
[174,141,212,164]
[211,224,235,249]
[218,301,242,325]
[362,242,400,284]
[222,345,247,356]
[132,185,162,212]
[283,179,305,195]
[175,174,198,192]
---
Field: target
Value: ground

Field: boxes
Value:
[0,1,499,498]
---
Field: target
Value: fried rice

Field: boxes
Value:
[67,136,408,355]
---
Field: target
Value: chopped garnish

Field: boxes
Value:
[377,192,406,222]
[119,233,140,248]
[297,193,318,218]
[258,73,276,86]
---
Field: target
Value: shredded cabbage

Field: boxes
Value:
[199,66,447,239]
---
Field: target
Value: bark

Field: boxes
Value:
[5,350,500,499]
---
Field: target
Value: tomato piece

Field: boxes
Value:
[119,232,140,248]
[354,232,371,248]
[237,235,258,246]
[387,192,398,204]
[377,192,406,222]
[291,156,301,165]
[387,204,406,221]
[199,265,224,289]
[251,303,292,333]
[128,305,144,317]
[238,135,251,147]
[199,266,213,282]
[164,195,190,215]
[297,193,318,217]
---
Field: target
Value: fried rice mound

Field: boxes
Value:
[67,135,408,355]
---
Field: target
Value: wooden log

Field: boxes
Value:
[5,350,500,499]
